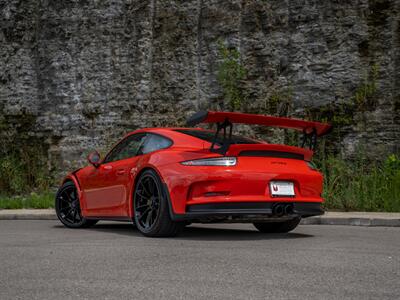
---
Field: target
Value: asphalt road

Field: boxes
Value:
[0,221,399,300]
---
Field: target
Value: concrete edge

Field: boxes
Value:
[300,217,400,227]
[0,210,400,227]
[0,209,57,220]
[0,214,57,220]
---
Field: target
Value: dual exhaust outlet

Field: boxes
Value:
[272,204,294,217]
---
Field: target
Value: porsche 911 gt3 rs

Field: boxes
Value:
[56,111,331,237]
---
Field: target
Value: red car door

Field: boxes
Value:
[82,134,146,217]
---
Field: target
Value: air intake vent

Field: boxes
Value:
[239,150,304,160]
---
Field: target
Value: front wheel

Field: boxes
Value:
[253,217,301,233]
[55,181,98,228]
[133,170,184,237]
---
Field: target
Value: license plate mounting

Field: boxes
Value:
[270,181,295,197]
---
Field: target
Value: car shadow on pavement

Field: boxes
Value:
[66,222,313,241]
[177,226,313,241]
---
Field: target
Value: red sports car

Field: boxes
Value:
[56,111,331,237]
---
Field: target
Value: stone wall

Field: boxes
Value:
[1,0,399,174]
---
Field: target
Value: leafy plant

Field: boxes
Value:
[216,41,247,111]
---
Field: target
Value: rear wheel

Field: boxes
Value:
[253,218,301,233]
[55,181,98,228]
[133,170,183,237]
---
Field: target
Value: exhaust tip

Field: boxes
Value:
[273,204,284,217]
[284,204,294,215]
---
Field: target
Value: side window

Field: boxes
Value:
[141,134,172,154]
[104,134,146,163]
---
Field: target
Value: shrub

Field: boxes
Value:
[0,137,52,195]
[317,154,400,212]
[216,41,247,111]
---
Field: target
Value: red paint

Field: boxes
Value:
[194,111,331,136]
[61,121,328,218]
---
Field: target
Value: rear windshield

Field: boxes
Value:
[175,129,260,145]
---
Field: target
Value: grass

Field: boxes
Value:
[0,139,54,209]
[0,192,55,209]
[318,154,400,212]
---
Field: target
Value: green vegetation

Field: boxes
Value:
[263,87,293,117]
[318,154,400,212]
[216,41,247,111]
[0,149,52,195]
[0,114,53,209]
[0,148,54,209]
[0,114,52,196]
[0,192,54,209]
[353,63,379,111]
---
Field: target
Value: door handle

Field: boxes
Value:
[116,169,126,175]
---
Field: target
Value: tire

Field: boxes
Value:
[253,217,301,233]
[133,169,184,237]
[55,181,98,228]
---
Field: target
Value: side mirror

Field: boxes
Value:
[87,151,101,167]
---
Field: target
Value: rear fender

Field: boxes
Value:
[128,163,171,219]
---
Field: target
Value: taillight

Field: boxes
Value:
[181,157,237,166]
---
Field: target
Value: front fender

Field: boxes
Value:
[60,170,86,211]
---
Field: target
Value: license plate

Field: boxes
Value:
[270,181,295,197]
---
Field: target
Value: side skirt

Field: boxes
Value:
[85,216,132,222]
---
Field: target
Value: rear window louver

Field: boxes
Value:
[238,150,304,160]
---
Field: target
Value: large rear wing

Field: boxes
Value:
[186,111,332,154]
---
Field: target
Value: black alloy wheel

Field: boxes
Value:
[133,170,183,237]
[134,173,161,230]
[55,181,97,228]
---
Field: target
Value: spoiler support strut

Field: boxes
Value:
[210,118,232,155]
[301,128,318,151]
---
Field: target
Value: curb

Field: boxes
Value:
[0,209,57,220]
[300,216,400,227]
[1,210,400,227]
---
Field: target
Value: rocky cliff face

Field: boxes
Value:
[1,0,399,173]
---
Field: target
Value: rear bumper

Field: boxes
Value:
[159,157,324,215]
[169,201,324,223]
